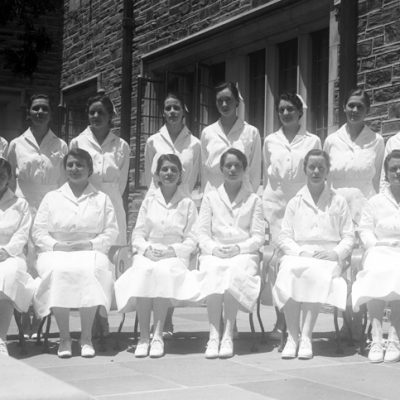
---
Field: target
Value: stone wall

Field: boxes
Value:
[358,0,400,136]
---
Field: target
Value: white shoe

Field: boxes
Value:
[135,340,150,358]
[81,343,96,358]
[219,338,234,358]
[384,341,400,363]
[281,336,298,359]
[368,341,384,363]
[57,338,72,358]
[0,338,9,356]
[149,338,164,358]
[298,337,313,360]
[205,338,219,359]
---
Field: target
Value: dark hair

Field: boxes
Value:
[164,93,187,112]
[0,158,12,179]
[384,150,400,181]
[275,92,303,117]
[219,148,248,171]
[303,149,330,172]
[86,93,115,119]
[63,148,94,176]
[215,81,240,103]
[27,94,51,112]
[344,88,371,111]
[155,153,183,177]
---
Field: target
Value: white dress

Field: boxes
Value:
[0,137,8,158]
[323,124,384,199]
[262,127,321,243]
[200,118,262,193]
[32,183,118,318]
[115,187,200,313]
[7,128,68,212]
[352,188,400,311]
[144,125,201,194]
[0,189,34,312]
[197,185,265,312]
[272,185,354,311]
[380,131,400,191]
[70,127,130,245]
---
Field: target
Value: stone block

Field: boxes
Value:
[367,118,382,133]
[376,50,400,68]
[366,67,392,87]
[369,103,388,118]
[358,40,373,57]
[383,119,400,135]
[389,102,400,118]
[373,35,384,47]
[360,56,376,71]
[374,84,400,102]
[385,21,400,43]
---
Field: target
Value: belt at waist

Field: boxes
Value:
[51,232,98,241]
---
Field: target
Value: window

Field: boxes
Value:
[0,88,25,142]
[278,39,298,95]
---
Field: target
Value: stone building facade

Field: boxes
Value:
[58,0,400,232]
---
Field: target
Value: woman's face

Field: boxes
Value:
[278,99,301,127]
[305,155,329,187]
[0,167,10,193]
[387,158,400,188]
[65,155,90,186]
[29,98,51,128]
[88,101,111,131]
[221,153,245,184]
[216,88,238,119]
[344,95,368,125]
[163,97,184,127]
[157,160,181,187]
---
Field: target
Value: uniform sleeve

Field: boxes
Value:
[200,129,208,193]
[118,140,130,194]
[249,128,262,192]
[358,201,378,249]
[380,139,391,192]
[131,197,151,254]
[373,137,385,194]
[170,200,198,259]
[32,194,58,252]
[262,137,270,189]
[144,138,155,188]
[2,200,31,257]
[237,196,265,253]
[0,137,8,158]
[197,193,219,255]
[278,198,303,256]
[6,141,17,192]
[333,198,355,261]
[90,195,118,253]
[57,141,68,187]
[187,140,201,192]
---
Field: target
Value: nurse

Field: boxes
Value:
[262,93,321,336]
[200,81,261,193]
[323,89,384,199]
[144,93,201,195]
[7,94,68,213]
[33,148,118,358]
[115,154,198,358]
[197,148,264,359]
[0,158,34,356]
[273,149,354,359]
[70,93,130,245]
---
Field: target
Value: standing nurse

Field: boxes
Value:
[70,94,130,245]
[201,82,261,194]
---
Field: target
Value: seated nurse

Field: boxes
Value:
[352,150,400,364]
[197,148,264,359]
[273,149,354,360]
[32,148,118,359]
[0,158,34,356]
[115,154,198,359]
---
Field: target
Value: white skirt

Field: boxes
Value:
[352,247,400,312]
[273,255,347,310]
[34,250,113,318]
[115,254,203,313]
[0,257,36,312]
[198,254,261,313]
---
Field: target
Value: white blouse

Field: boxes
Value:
[70,127,130,195]
[358,188,400,249]
[132,187,198,260]
[144,125,201,192]
[278,185,355,262]
[0,136,8,158]
[0,189,31,257]
[380,132,400,191]
[197,185,265,255]
[200,118,262,193]
[32,183,118,254]
[7,128,68,209]
[323,124,384,198]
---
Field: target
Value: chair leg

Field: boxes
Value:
[133,313,139,342]
[249,313,258,352]
[42,316,51,353]
[35,317,46,346]
[341,307,354,346]
[334,307,343,354]
[114,313,126,351]
[359,304,369,355]
[256,298,267,344]
[13,310,27,355]
[278,318,287,352]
